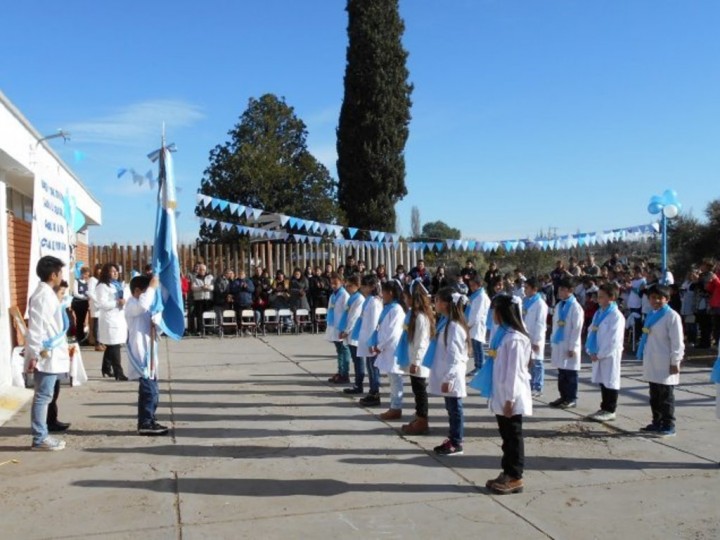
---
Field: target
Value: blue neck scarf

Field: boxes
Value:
[637,304,670,360]
[395,309,413,368]
[422,315,449,368]
[586,302,617,355]
[112,280,124,300]
[551,295,576,344]
[523,293,541,316]
[464,287,484,320]
[327,286,346,327]
[469,324,510,397]
[368,301,398,348]
[337,291,363,333]
[351,295,372,341]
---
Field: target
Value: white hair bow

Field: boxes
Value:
[410,277,430,296]
[511,296,522,306]
[452,292,469,306]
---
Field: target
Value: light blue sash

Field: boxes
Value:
[469,324,509,396]
[637,305,670,360]
[585,302,617,355]
[421,316,448,368]
[337,291,362,333]
[327,286,346,327]
[395,309,413,368]
[464,288,483,320]
[551,296,576,344]
[368,301,398,348]
[522,293,541,317]
[351,295,371,342]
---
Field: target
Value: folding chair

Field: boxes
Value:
[240,309,258,337]
[277,309,294,334]
[262,309,279,336]
[202,311,218,337]
[313,307,328,334]
[295,308,313,334]
[221,309,239,337]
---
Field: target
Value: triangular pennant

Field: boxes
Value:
[252,208,263,220]
[348,227,358,239]
[229,202,239,215]
[279,214,290,226]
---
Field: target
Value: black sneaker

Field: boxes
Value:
[48,421,71,433]
[138,422,169,436]
[359,393,381,407]
[343,386,364,395]
[640,423,661,433]
[548,398,565,408]
[559,401,577,409]
[434,439,463,456]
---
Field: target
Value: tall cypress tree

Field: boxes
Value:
[337,0,413,233]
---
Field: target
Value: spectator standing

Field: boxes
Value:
[431,266,448,294]
[71,267,91,344]
[191,264,214,335]
[290,268,311,311]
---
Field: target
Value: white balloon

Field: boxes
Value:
[663,204,679,218]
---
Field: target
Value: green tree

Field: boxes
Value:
[196,94,340,241]
[420,221,461,241]
[336,0,413,232]
[668,199,720,277]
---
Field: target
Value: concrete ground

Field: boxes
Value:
[0,333,718,540]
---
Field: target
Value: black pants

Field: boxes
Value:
[46,380,61,425]
[496,414,524,479]
[72,300,89,342]
[649,382,675,429]
[600,383,618,413]
[557,369,578,402]
[410,376,428,418]
[102,344,125,378]
[696,311,712,348]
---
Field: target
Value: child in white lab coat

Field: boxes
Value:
[485,294,532,495]
[356,276,384,407]
[466,274,491,378]
[522,278,548,397]
[339,275,365,394]
[549,278,584,409]
[326,272,351,384]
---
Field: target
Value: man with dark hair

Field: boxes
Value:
[460,259,477,286]
[26,256,70,451]
[408,259,431,290]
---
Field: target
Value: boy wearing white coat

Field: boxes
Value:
[326,273,351,384]
[466,274,491,377]
[340,276,365,394]
[356,276,384,407]
[371,281,406,420]
[522,278,548,397]
[125,275,169,435]
[549,278,584,409]
[638,284,685,437]
[428,287,469,456]
[585,283,626,422]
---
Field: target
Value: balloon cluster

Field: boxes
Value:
[648,189,682,218]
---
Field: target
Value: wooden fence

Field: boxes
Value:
[87,241,424,279]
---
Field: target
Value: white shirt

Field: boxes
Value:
[24,282,70,374]
[95,282,129,345]
[628,278,645,309]
[125,287,162,380]
[343,292,364,347]
[642,308,684,385]
[467,288,491,343]
[550,297,584,371]
[523,296,548,360]
[325,288,350,342]
[191,273,214,301]
[489,330,533,416]
[589,307,625,390]
[373,304,405,374]
[409,312,431,378]
[428,321,468,398]
[357,297,382,358]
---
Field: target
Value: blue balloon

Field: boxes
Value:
[648,202,663,214]
[662,189,679,205]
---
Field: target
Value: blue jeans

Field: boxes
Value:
[530,358,544,391]
[388,372,404,409]
[444,397,464,446]
[31,372,59,445]
[350,345,365,390]
[334,341,351,377]
[138,377,159,427]
[558,368,578,402]
[471,339,486,370]
[365,356,380,394]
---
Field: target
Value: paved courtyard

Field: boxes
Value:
[0,334,718,540]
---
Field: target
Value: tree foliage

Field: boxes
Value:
[410,206,421,238]
[668,199,720,277]
[420,220,461,241]
[336,0,413,232]
[196,94,340,242]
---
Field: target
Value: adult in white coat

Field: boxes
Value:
[356,277,384,407]
[95,263,129,380]
[87,263,103,350]
[586,283,626,422]
[549,278,584,408]
[372,281,406,420]
[429,287,469,457]
[522,278,549,397]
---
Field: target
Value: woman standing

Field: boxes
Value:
[71,267,91,344]
[290,268,311,311]
[95,263,128,380]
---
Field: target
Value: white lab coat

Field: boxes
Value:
[24,282,70,374]
[523,297,548,360]
[641,308,684,385]
[357,297,382,358]
[428,321,468,398]
[489,329,533,416]
[87,276,100,317]
[409,312,431,379]
[325,287,350,342]
[95,282,129,345]
[550,297,584,371]
[125,287,161,380]
[343,292,365,347]
[627,278,645,309]
[589,308,625,390]
[374,303,405,374]
[467,288,491,343]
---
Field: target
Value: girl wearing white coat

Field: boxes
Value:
[586,283,625,422]
[371,280,406,421]
[522,278,548,397]
[428,287,469,457]
[401,281,435,436]
[549,278,584,408]
[356,276,384,407]
[95,263,129,380]
[486,294,532,495]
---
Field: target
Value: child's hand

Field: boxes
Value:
[503,401,514,418]
[441,381,452,393]
[670,365,680,375]
[339,332,348,339]
[590,354,598,362]
[567,350,575,358]
[409,364,419,375]
[117,298,126,307]
[532,344,540,354]
[26,358,38,373]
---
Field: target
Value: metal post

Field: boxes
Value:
[661,213,668,285]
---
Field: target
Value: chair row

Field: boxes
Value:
[200,308,329,337]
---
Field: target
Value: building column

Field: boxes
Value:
[0,172,14,387]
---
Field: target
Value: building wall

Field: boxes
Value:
[7,214,31,317]
[76,242,89,270]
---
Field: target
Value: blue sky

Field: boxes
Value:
[2,1,719,244]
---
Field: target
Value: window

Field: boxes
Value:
[6,187,33,223]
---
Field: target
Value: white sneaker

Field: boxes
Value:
[588,410,616,422]
[31,437,66,451]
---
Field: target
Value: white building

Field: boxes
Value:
[0,90,101,391]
